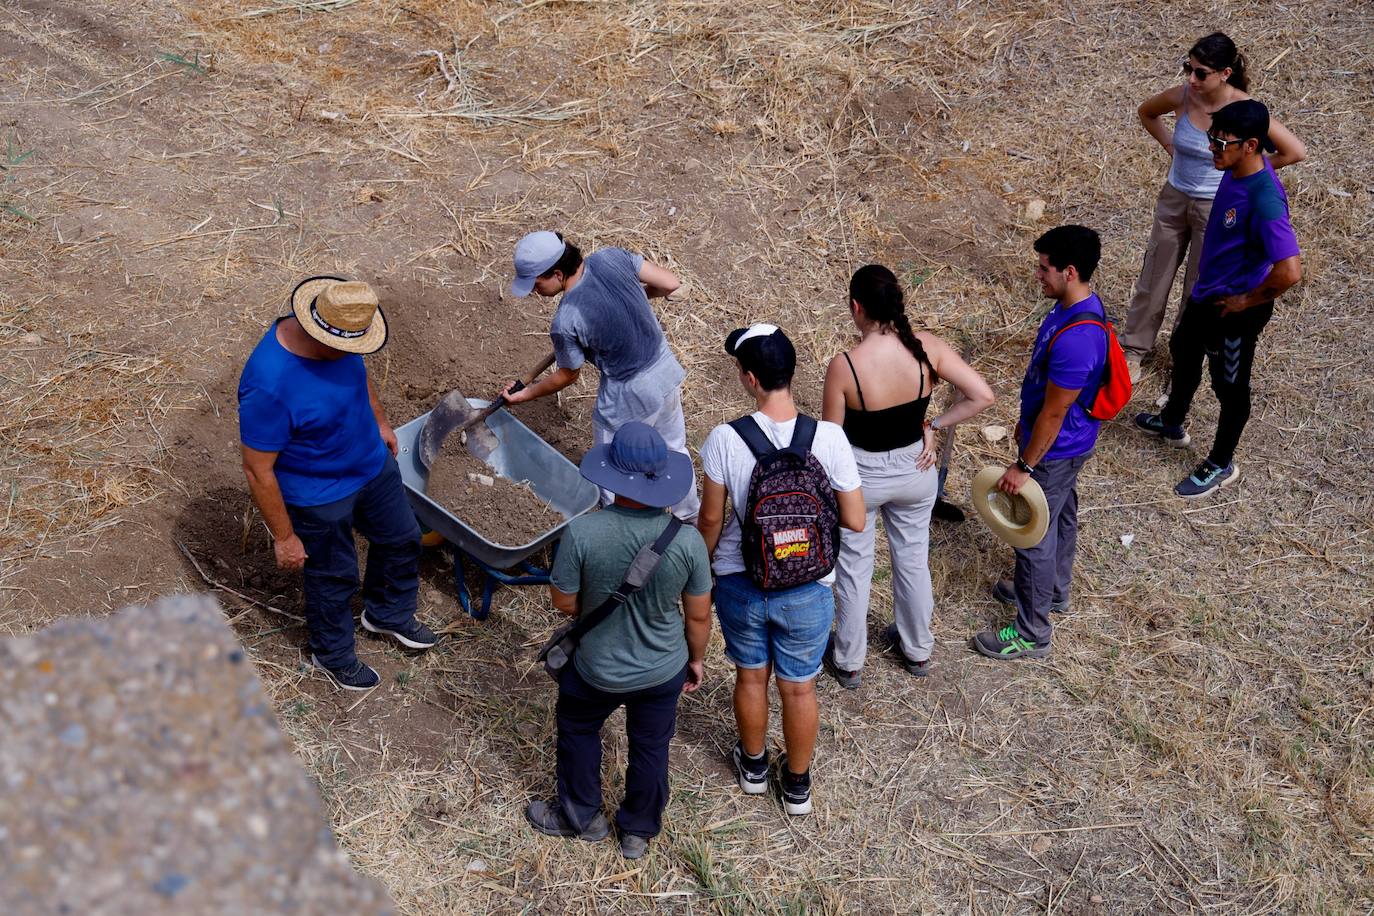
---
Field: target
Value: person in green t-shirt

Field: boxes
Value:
[524,422,712,861]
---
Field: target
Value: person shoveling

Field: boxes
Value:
[498,230,700,522]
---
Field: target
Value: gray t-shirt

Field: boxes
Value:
[551,504,712,693]
[550,248,686,427]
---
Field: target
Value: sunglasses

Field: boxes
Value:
[1206,133,1247,152]
[1180,60,1218,80]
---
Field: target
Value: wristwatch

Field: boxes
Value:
[1015,456,1034,474]
[927,417,942,431]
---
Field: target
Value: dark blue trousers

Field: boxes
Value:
[556,663,687,839]
[285,456,421,668]
[1012,454,1088,647]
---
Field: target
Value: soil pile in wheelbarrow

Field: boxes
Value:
[425,442,567,546]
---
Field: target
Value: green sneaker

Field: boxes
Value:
[972,625,1050,660]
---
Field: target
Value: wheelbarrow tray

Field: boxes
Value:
[395,402,599,569]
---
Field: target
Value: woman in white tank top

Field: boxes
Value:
[1121,32,1305,384]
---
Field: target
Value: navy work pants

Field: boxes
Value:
[285,455,421,668]
[555,663,686,839]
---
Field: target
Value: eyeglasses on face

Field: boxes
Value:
[1181,60,1217,80]
[1206,133,1246,152]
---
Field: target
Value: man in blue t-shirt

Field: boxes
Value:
[974,226,1108,661]
[1135,100,1303,498]
[238,276,435,691]
[499,231,700,522]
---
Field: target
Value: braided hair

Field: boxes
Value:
[849,264,935,390]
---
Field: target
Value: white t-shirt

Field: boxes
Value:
[700,411,861,581]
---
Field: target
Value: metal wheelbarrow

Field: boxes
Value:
[395,402,600,616]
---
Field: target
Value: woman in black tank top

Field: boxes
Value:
[820,265,995,685]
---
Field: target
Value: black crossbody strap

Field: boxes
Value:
[562,516,683,644]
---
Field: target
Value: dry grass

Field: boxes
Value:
[2,0,1372,912]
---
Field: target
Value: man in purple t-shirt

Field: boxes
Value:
[973,226,1108,661]
[1135,100,1302,498]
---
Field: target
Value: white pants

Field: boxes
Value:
[591,386,700,523]
[832,442,938,668]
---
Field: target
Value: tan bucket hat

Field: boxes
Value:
[970,465,1050,549]
[290,275,388,354]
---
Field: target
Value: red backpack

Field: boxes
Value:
[1047,317,1133,420]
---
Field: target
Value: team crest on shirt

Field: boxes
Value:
[1224,208,1237,228]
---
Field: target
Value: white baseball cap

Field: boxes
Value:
[511,230,567,297]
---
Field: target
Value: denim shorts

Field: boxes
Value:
[713,573,834,682]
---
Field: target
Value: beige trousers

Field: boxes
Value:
[1121,181,1213,360]
[832,442,938,669]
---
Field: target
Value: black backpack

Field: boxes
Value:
[728,415,841,590]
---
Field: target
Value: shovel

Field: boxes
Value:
[417,352,556,469]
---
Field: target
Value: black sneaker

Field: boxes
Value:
[971,625,1051,661]
[776,752,812,816]
[1133,412,1191,447]
[311,654,381,691]
[524,799,609,841]
[732,741,769,796]
[992,579,1069,615]
[361,611,439,650]
[931,498,966,523]
[883,623,930,677]
[822,634,862,689]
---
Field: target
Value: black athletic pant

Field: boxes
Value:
[555,663,687,839]
[1161,297,1274,468]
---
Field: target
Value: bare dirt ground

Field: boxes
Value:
[2,0,1371,912]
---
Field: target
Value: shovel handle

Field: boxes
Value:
[502,351,555,401]
[465,351,557,428]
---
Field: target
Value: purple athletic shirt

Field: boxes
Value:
[1190,160,1300,302]
[1018,292,1108,461]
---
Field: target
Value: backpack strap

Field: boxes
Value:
[1045,318,1111,411]
[728,415,776,460]
[728,414,817,460]
[787,414,818,458]
[1047,318,1107,352]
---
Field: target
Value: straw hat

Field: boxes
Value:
[970,465,1050,549]
[290,275,388,354]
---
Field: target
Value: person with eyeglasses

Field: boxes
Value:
[1121,32,1305,384]
[1134,100,1303,498]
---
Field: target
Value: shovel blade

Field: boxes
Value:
[418,389,502,468]
[418,389,481,468]
[465,420,500,463]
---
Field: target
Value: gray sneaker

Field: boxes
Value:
[822,634,862,689]
[883,624,930,677]
[524,799,609,841]
[992,579,1069,615]
[619,832,649,860]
